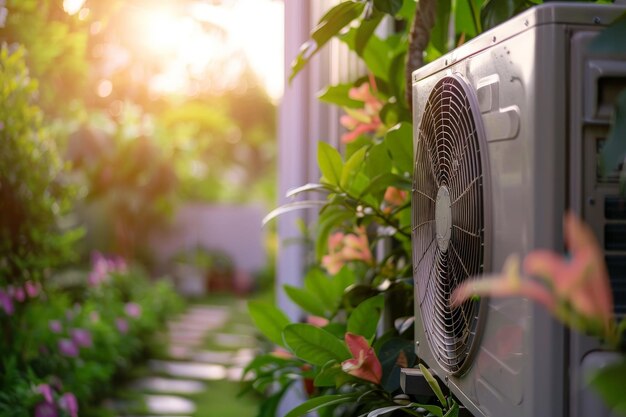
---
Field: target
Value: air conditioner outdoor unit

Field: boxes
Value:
[409,3,626,417]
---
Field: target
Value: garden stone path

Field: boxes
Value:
[110,301,258,416]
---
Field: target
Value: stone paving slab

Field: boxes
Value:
[144,395,196,414]
[149,360,227,380]
[129,377,206,394]
[214,333,256,348]
[192,350,234,364]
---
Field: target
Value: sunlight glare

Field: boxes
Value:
[63,0,86,15]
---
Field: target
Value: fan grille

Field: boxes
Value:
[412,75,486,375]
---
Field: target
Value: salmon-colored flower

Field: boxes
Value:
[306,315,330,327]
[340,80,385,144]
[321,227,373,274]
[452,213,616,342]
[341,333,382,385]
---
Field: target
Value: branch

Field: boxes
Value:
[405,0,437,110]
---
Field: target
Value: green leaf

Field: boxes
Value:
[397,0,417,21]
[283,285,327,317]
[360,173,412,198]
[318,84,363,108]
[257,385,291,417]
[385,122,414,174]
[373,0,403,16]
[355,11,385,56]
[367,404,421,417]
[316,207,354,260]
[365,142,393,181]
[290,1,366,82]
[587,357,626,414]
[304,269,341,314]
[340,29,390,82]
[419,363,447,407]
[456,0,482,38]
[378,337,416,392]
[314,362,344,387]
[332,266,357,301]
[430,0,452,54]
[318,141,344,186]
[262,200,328,226]
[481,0,526,31]
[443,399,460,417]
[590,14,626,55]
[284,394,354,417]
[598,90,626,177]
[286,183,330,198]
[341,146,367,189]
[248,302,291,347]
[347,294,385,340]
[283,324,351,366]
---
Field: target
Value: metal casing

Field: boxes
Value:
[411,3,626,416]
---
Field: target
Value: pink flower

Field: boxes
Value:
[384,187,408,207]
[38,384,54,403]
[451,255,555,311]
[90,311,100,323]
[71,328,92,348]
[9,285,25,302]
[34,402,58,417]
[452,213,616,342]
[321,227,373,275]
[340,80,385,144]
[124,302,141,318]
[341,333,382,385]
[58,339,79,357]
[25,281,40,298]
[306,316,329,327]
[116,318,129,334]
[59,392,78,417]
[0,289,14,315]
[49,320,62,333]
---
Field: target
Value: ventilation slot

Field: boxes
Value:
[605,256,626,316]
[604,224,626,251]
[605,196,626,220]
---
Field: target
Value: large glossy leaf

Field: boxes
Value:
[598,90,626,177]
[284,394,354,417]
[456,0,482,38]
[430,0,452,54]
[397,0,417,21]
[365,142,393,181]
[420,363,447,407]
[290,1,365,82]
[341,29,390,82]
[318,141,344,186]
[318,83,363,108]
[481,0,526,31]
[355,10,385,56]
[347,294,385,340]
[257,384,291,417]
[248,302,291,347]
[304,269,341,314]
[332,267,357,301]
[316,207,354,259]
[283,323,351,366]
[367,404,422,417]
[587,357,626,414]
[373,0,403,16]
[378,337,416,392]
[283,285,327,317]
[341,146,368,190]
[385,122,414,174]
[314,362,345,387]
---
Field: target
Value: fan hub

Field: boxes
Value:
[435,186,452,252]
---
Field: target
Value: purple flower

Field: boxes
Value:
[58,339,79,357]
[38,384,54,403]
[34,402,58,417]
[59,392,78,417]
[71,328,92,348]
[49,320,62,334]
[13,286,25,302]
[25,281,40,298]
[0,290,14,315]
[115,318,129,334]
[124,302,141,318]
